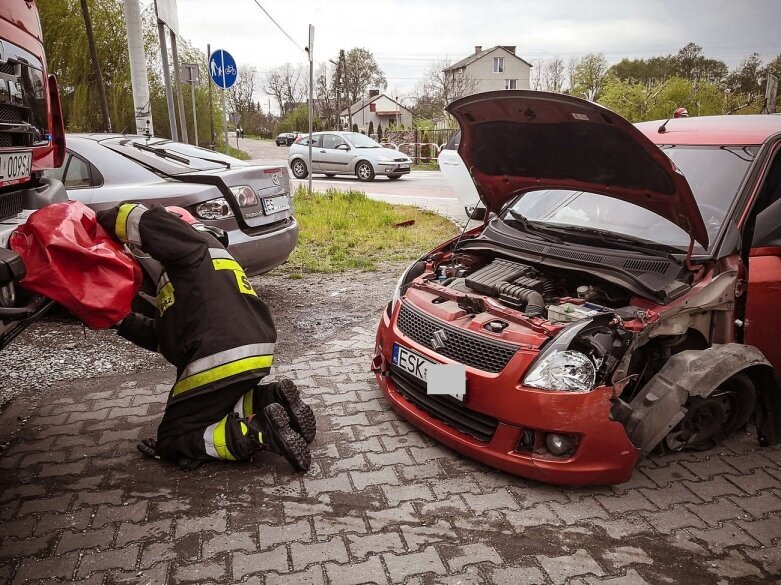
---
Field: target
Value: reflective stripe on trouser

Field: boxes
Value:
[172,343,276,398]
[234,389,255,418]
[202,412,260,461]
[115,203,148,246]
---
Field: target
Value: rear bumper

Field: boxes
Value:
[373,310,640,486]
[225,216,299,276]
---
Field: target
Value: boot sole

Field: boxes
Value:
[265,403,311,472]
[277,380,317,444]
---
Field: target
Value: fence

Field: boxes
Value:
[381,128,459,163]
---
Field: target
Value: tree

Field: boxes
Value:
[542,56,565,93]
[530,58,544,91]
[570,53,609,101]
[340,48,387,106]
[263,63,306,115]
[367,120,374,136]
[228,65,258,119]
[411,57,478,121]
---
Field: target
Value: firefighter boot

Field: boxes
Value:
[258,379,316,443]
[248,404,311,472]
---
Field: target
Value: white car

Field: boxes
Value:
[438,130,486,219]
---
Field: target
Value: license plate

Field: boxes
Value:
[262,195,291,215]
[0,151,32,188]
[392,343,464,401]
[398,164,410,170]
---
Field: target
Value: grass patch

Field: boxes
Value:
[283,187,458,274]
[413,161,439,171]
[223,145,250,160]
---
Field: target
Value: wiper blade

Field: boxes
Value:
[181,153,231,169]
[130,141,190,165]
[503,209,564,244]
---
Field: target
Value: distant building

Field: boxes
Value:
[443,45,532,95]
[340,92,413,132]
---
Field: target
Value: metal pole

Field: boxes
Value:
[170,31,189,143]
[207,44,214,146]
[221,90,228,154]
[307,25,314,193]
[190,82,198,146]
[157,20,178,140]
[124,0,152,134]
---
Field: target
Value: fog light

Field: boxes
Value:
[546,433,576,456]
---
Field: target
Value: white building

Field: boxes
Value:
[444,45,532,94]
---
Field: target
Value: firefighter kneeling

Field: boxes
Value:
[97,203,315,471]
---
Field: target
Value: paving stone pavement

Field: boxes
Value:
[1,325,780,584]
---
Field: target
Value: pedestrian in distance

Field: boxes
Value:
[97,203,316,471]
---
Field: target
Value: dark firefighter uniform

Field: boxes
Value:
[96,203,306,466]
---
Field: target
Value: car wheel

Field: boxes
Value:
[465,205,486,220]
[291,159,308,179]
[356,161,375,182]
[663,373,757,452]
[388,174,402,180]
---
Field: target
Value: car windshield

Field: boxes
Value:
[102,137,248,175]
[345,133,381,148]
[504,146,757,253]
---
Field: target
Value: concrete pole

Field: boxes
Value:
[190,82,198,146]
[123,0,152,135]
[157,20,178,140]
[170,31,189,144]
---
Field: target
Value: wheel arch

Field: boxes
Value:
[618,343,780,454]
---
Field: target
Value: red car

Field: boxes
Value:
[372,91,781,485]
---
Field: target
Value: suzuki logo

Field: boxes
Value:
[430,329,448,351]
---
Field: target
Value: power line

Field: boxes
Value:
[248,0,306,53]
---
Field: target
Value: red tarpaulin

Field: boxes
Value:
[10,201,142,329]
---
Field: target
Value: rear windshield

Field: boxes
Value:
[101,138,248,175]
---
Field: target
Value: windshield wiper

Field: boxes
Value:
[503,209,564,244]
[356,145,380,148]
[130,141,190,165]
[180,153,231,169]
[547,225,684,262]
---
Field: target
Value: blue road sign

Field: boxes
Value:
[209,49,237,89]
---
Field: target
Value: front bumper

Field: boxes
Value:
[374,162,411,176]
[373,307,639,485]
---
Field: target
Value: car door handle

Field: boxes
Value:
[319,149,326,153]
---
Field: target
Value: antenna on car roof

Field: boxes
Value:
[658,88,696,133]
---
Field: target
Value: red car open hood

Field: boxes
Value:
[446,91,709,247]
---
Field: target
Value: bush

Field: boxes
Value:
[352,123,358,133]
[368,121,374,136]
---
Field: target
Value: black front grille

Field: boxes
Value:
[389,365,498,442]
[396,302,519,373]
[0,105,25,124]
[0,191,24,222]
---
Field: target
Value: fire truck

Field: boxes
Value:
[0,0,67,349]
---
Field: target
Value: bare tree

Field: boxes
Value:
[412,58,478,120]
[263,63,306,115]
[542,56,565,93]
[530,58,544,91]
[228,65,257,117]
[314,62,337,129]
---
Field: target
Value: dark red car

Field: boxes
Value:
[372,91,781,485]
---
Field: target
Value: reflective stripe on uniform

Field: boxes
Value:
[115,203,147,246]
[202,416,236,460]
[233,389,254,418]
[172,343,275,397]
[208,247,234,260]
[212,258,256,296]
[156,272,175,316]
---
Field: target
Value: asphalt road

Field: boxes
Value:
[240,138,472,225]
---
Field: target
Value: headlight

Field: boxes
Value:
[523,350,596,393]
[194,186,259,220]
[390,265,412,311]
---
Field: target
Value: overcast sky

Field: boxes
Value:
[158,0,781,114]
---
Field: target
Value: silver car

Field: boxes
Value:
[44,134,299,276]
[288,131,412,181]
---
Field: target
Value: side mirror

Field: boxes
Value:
[336,143,350,151]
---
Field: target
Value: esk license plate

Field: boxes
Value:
[392,343,464,401]
[262,195,290,215]
[0,151,32,188]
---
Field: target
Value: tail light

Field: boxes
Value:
[48,74,66,168]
